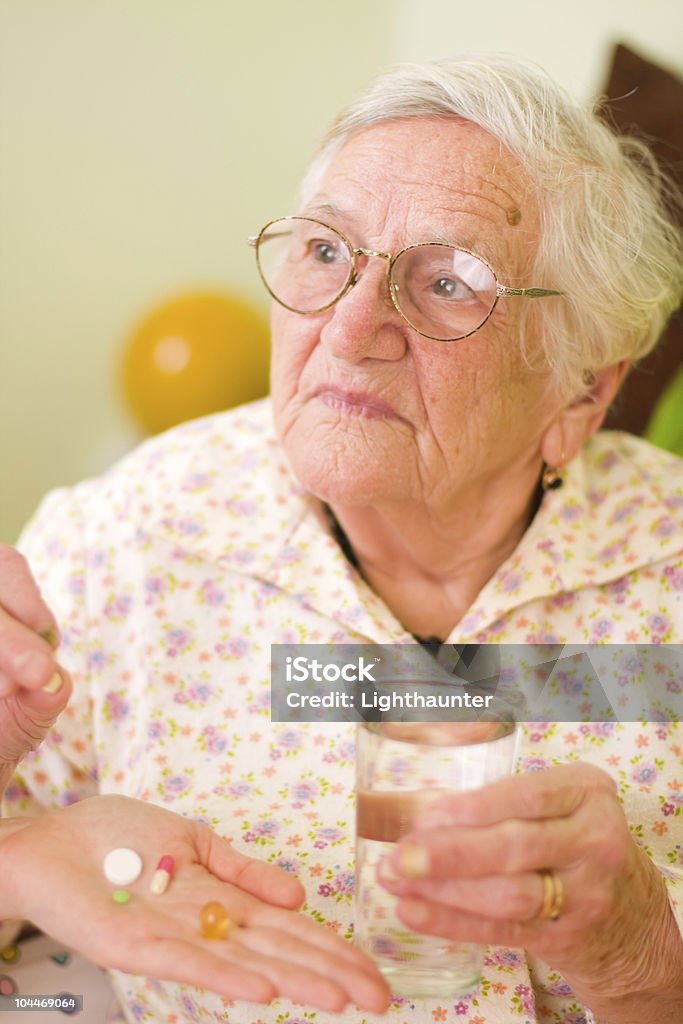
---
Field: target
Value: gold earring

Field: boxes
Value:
[541,449,566,491]
[541,465,563,491]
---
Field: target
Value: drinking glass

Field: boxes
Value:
[355,720,518,997]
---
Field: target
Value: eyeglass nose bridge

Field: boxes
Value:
[347,245,394,290]
[353,246,392,261]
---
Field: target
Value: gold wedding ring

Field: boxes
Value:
[538,869,564,921]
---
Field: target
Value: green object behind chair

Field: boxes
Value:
[645,366,683,457]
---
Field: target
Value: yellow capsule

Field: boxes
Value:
[199,901,230,940]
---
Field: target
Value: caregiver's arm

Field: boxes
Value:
[0,544,72,793]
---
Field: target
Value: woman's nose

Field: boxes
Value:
[319,261,407,363]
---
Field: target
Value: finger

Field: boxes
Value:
[200,878,388,977]
[106,935,277,1004]
[391,815,579,879]
[230,927,391,1012]
[254,900,388,974]
[0,604,61,690]
[0,546,58,638]
[395,893,579,959]
[379,863,548,922]
[0,674,73,765]
[395,896,548,950]
[414,762,615,830]
[6,665,72,715]
[200,828,305,909]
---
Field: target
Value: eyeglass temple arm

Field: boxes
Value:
[498,286,565,297]
[248,229,295,247]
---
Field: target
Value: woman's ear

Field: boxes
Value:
[541,360,630,467]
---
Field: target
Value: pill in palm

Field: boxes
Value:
[199,901,231,939]
[103,848,143,887]
[149,855,175,895]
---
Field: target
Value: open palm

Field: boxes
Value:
[2,795,390,1012]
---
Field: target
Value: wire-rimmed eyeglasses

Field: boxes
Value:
[249,216,564,342]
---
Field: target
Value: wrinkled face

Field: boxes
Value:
[270,117,560,511]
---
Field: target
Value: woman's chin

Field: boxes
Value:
[285,449,412,508]
[277,410,417,506]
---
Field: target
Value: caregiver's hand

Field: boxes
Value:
[380,763,683,1022]
[0,795,390,1012]
[0,545,72,781]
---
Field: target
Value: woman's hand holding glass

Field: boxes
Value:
[379,763,679,1009]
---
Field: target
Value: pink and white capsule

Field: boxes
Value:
[149,855,175,895]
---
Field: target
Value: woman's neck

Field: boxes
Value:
[327,482,541,640]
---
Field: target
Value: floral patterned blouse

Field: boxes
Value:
[6,399,683,1024]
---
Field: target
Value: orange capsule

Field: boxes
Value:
[199,901,230,940]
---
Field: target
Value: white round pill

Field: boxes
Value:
[103,847,143,887]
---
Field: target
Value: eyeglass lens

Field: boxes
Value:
[256,218,498,341]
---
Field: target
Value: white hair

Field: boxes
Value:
[299,55,683,397]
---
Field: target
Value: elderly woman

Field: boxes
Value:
[1,55,682,1024]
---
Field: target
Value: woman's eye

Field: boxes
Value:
[312,241,343,264]
[432,276,475,300]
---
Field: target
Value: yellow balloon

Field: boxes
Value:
[121,291,270,434]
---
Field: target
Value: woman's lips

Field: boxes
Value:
[314,387,400,420]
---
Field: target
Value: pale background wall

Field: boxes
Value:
[395,0,683,96]
[0,0,398,542]
[1,0,682,542]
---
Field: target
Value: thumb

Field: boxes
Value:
[199,826,305,909]
[1,670,73,765]
[18,667,73,723]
